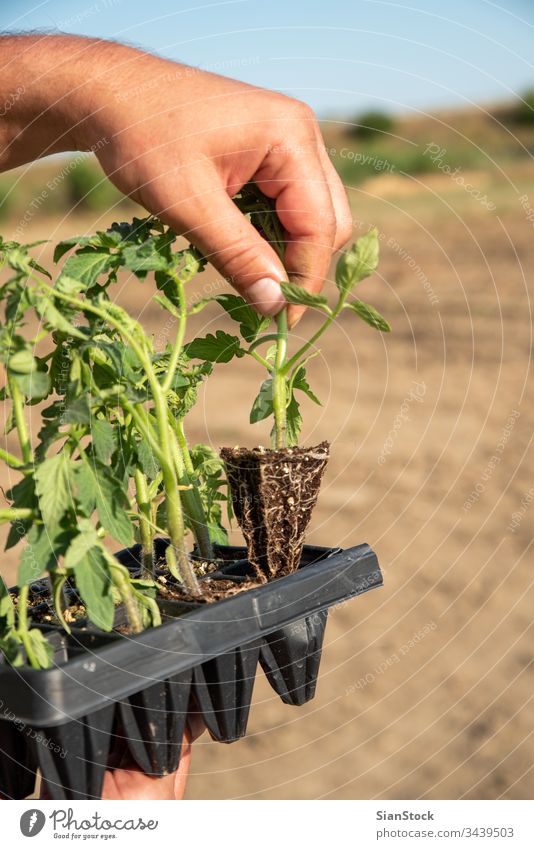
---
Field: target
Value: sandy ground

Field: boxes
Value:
[1,161,533,799]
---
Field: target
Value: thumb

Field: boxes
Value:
[176,181,287,316]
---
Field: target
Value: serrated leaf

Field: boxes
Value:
[184,331,245,364]
[34,453,73,528]
[250,378,274,424]
[84,458,134,545]
[344,299,391,332]
[213,294,271,342]
[64,519,100,569]
[286,394,302,446]
[291,366,322,406]
[26,628,54,668]
[137,438,159,479]
[122,241,169,275]
[75,461,97,516]
[91,419,116,464]
[72,544,115,631]
[280,282,330,309]
[61,248,114,286]
[35,297,86,339]
[53,236,99,263]
[18,525,58,585]
[336,228,379,296]
[63,395,91,424]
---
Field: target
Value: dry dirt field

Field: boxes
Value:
[0,152,533,799]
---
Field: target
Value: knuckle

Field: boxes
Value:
[220,236,264,282]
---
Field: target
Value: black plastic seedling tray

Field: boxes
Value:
[0,542,382,800]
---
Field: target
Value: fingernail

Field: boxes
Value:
[245,278,286,316]
[287,306,305,330]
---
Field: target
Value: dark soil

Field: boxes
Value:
[220,442,330,581]
[156,574,260,604]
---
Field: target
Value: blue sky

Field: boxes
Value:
[1,0,533,116]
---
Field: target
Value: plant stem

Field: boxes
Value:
[9,379,32,465]
[174,419,214,560]
[161,273,188,393]
[272,309,288,448]
[109,562,144,633]
[152,390,200,596]
[0,447,24,469]
[0,508,33,523]
[134,469,154,579]
[282,302,342,376]
[16,584,40,669]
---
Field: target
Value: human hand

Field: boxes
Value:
[0,36,352,327]
[39,716,205,801]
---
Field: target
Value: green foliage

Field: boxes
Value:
[185,331,245,363]
[350,110,395,138]
[515,88,534,125]
[0,215,230,667]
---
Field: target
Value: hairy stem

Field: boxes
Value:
[161,273,188,393]
[109,562,143,633]
[9,379,32,464]
[16,584,40,669]
[282,303,342,376]
[174,419,214,560]
[0,507,33,523]
[272,309,288,448]
[0,446,24,469]
[134,468,154,579]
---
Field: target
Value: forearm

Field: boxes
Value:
[0,35,145,170]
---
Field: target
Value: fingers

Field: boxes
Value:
[254,103,351,328]
[315,128,353,250]
[156,167,287,318]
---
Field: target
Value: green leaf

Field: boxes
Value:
[64,519,100,569]
[7,349,37,374]
[206,521,229,546]
[34,453,73,528]
[53,235,100,263]
[72,545,115,631]
[336,228,380,296]
[212,294,271,342]
[63,395,91,425]
[0,635,23,666]
[85,458,134,546]
[250,378,274,424]
[291,366,322,406]
[153,293,181,318]
[35,297,86,339]
[137,438,159,480]
[0,577,15,631]
[7,475,37,509]
[91,419,116,464]
[184,331,245,364]
[285,394,302,447]
[10,368,51,402]
[74,461,97,516]
[280,282,330,310]
[61,248,114,286]
[344,300,391,332]
[122,241,169,275]
[18,525,58,585]
[26,629,54,668]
